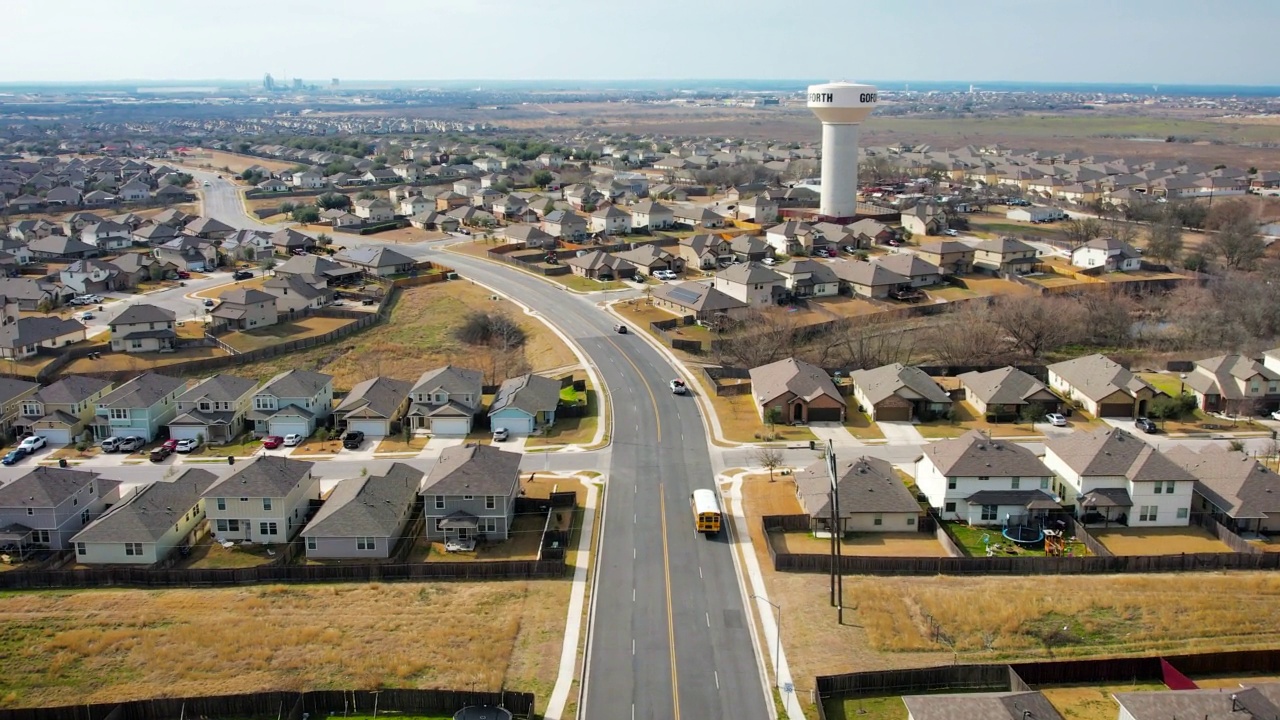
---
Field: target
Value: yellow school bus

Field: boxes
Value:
[691,489,722,536]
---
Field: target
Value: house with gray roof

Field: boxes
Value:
[501,223,555,249]
[973,236,1039,275]
[1071,236,1142,272]
[28,234,98,260]
[614,244,685,276]
[1114,685,1280,720]
[131,222,179,247]
[915,430,1056,524]
[875,253,942,287]
[749,357,846,424]
[564,249,638,281]
[1166,444,1280,535]
[1183,354,1280,415]
[958,367,1061,418]
[847,363,951,422]
[333,246,416,277]
[649,281,748,324]
[489,373,561,435]
[273,253,362,284]
[0,317,86,360]
[829,260,909,299]
[92,372,186,442]
[249,369,333,439]
[713,262,786,306]
[1044,427,1195,526]
[302,463,422,559]
[421,444,522,541]
[211,288,278,331]
[794,455,920,534]
[0,376,39,439]
[0,278,54,311]
[1047,353,1160,418]
[902,691,1065,720]
[201,456,320,543]
[270,227,316,254]
[334,376,413,438]
[0,466,115,552]
[773,258,840,298]
[262,274,333,313]
[71,469,216,565]
[541,209,588,241]
[168,374,259,445]
[406,365,483,436]
[18,376,114,445]
[184,216,236,239]
[154,235,217,271]
[109,303,175,354]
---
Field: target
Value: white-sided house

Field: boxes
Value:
[1070,237,1143,272]
[201,456,320,543]
[629,200,675,230]
[1043,427,1195,527]
[248,370,334,438]
[914,430,1057,525]
[71,469,216,565]
[1166,444,1280,535]
[588,205,631,235]
[0,467,115,552]
[80,221,133,251]
[301,463,421,559]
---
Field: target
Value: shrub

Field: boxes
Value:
[454,311,526,348]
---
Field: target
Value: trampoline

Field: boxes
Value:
[1002,523,1045,545]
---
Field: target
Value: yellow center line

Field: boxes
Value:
[660,484,681,720]
[601,337,661,440]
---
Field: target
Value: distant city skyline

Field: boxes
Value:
[5,0,1279,86]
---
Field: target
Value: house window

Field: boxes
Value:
[906,516,916,526]
[76,543,86,556]
[946,477,957,490]
[485,496,496,510]
[306,537,317,551]
[1154,483,1162,494]
[944,502,956,513]
[978,476,989,482]
[873,513,883,526]
[1165,481,1176,494]
[434,518,443,532]
[199,401,211,411]
[260,522,278,536]
[357,537,374,550]
[434,496,445,510]
[981,505,998,521]
[227,520,239,532]
[1139,506,1157,522]
[463,495,473,501]
[26,507,33,516]
[1040,478,1050,490]
[216,519,228,532]
[125,543,143,556]
[1011,477,1020,489]
[262,498,273,511]
[216,498,226,510]
[110,408,128,420]
[1177,508,1189,519]
[481,518,498,534]
[240,497,248,502]
[81,509,89,524]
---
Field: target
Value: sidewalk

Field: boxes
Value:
[543,474,602,720]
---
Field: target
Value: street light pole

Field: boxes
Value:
[752,594,782,690]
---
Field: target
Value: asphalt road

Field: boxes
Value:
[187,178,773,720]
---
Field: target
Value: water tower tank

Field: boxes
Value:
[807,81,878,218]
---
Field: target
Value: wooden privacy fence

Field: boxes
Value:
[0,687,536,720]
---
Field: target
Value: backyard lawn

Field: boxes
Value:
[221,316,355,353]
[61,346,231,375]
[1092,526,1232,556]
[194,275,271,299]
[527,384,598,448]
[772,531,947,558]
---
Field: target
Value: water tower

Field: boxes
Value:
[807,81,878,219]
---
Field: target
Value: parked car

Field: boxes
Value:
[444,537,476,553]
[282,433,304,447]
[492,427,510,442]
[342,431,365,450]
[670,378,687,395]
[101,436,122,453]
[203,299,215,307]
[1045,413,1068,427]
[943,228,959,237]
[176,271,191,279]
[118,436,145,453]
[762,257,776,266]
[77,312,94,321]
[233,270,253,281]
[17,435,46,452]
[613,323,628,334]
[175,438,200,453]
[1135,417,1159,434]
[841,245,858,254]
[149,446,172,463]
[161,438,179,451]
[262,435,284,449]
[2,448,27,466]
[653,269,677,281]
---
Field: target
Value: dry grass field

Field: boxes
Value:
[0,581,569,708]
[224,281,579,391]
[221,316,356,353]
[175,150,297,175]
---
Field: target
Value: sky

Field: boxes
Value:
[4,0,1278,86]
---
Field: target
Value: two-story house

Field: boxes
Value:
[352,198,394,223]
[211,288,278,331]
[678,233,734,270]
[334,376,412,438]
[713,262,786,306]
[93,372,186,441]
[80,221,133,251]
[629,200,675,231]
[765,221,825,256]
[18,376,113,445]
[60,259,122,295]
[915,430,1057,525]
[248,369,334,438]
[0,377,38,440]
[1070,237,1143,272]
[1043,427,1196,527]
[301,463,422,559]
[1183,354,1280,416]
[405,365,484,436]
[109,303,176,354]
[916,240,976,275]
[262,274,333,314]
[421,444,522,542]
[0,466,115,551]
[542,210,589,241]
[154,235,218,271]
[168,374,259,445]
[772,258,840,299]
[588,205,631,235]
[973,237,1039,276]
[71,469,215,565]
[202,456,320,543]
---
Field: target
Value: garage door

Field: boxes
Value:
[168,426,203,442]
[492,415,533,434]
[808,407,844,422]
[270,420,310,438]
[430,418,471,437]
[1097,403,1133,418]
[40,428,71,445]
[873,404,912,422]
[347,420,388,438]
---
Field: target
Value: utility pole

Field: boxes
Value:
[826,439,843,624]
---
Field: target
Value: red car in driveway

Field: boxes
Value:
[176,271,191,279]
[261,435,284,449]
[161,439,179,451]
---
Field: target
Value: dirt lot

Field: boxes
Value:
[175,149,297,175]
[222,280,579,391]
[221,316,356,353]
[61,346,232,375]
[0,581,569,709]
[773,532,947,558]
[1092,526,1233,555]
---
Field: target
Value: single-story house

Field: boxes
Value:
[334,376,413,438]
[488,373,562,435]
[749,357,846,424]
[847,363,952,422]
[794,455,921,534]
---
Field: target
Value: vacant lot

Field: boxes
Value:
[1092,526,1232,556]
[61,346,231,375]
[223,281,579,391]
[176,149,297,175]
[773,532,947,558]
[221,316,356,353]
[0,581,569,709]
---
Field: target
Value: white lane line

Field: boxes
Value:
[632,638,636,655]
[705,612,710,627]
[633,513,637,524]
[633,547,637,559]
[699,566,703,579]
[715,671,720,690]
[633,587,636,602]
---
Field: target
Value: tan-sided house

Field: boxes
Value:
[1047,353,1161,418]
[848,363,952,422]
[794,455,921,534]
[749,357,846,424]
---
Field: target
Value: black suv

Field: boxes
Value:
[1135,417,1158,434]
[342,430,365,449]
[233,270,254,281]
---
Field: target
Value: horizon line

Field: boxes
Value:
[0,78,1277,89]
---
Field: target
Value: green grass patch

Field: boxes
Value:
[943,521,1049,558]
[552,273,627,292]
[824,694,907,720]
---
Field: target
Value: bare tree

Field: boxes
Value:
[713,307,802,368]
[1206,213,1266,271]
[1062,217,1104,249]
[989,295,1084,359]
[1143,216,1183,265]
[920,302,1008,366]
[812,314,917,370]
[1074,289,1137,347]
[754,446,785,482]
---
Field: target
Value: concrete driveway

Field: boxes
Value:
[878,421,926,444]
[808,421,863,448]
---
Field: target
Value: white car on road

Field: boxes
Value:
[669,379,688,395]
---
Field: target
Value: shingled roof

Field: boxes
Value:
[749,358,846,408]
[919,430,1053,478]
[1044,427,1195,483]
